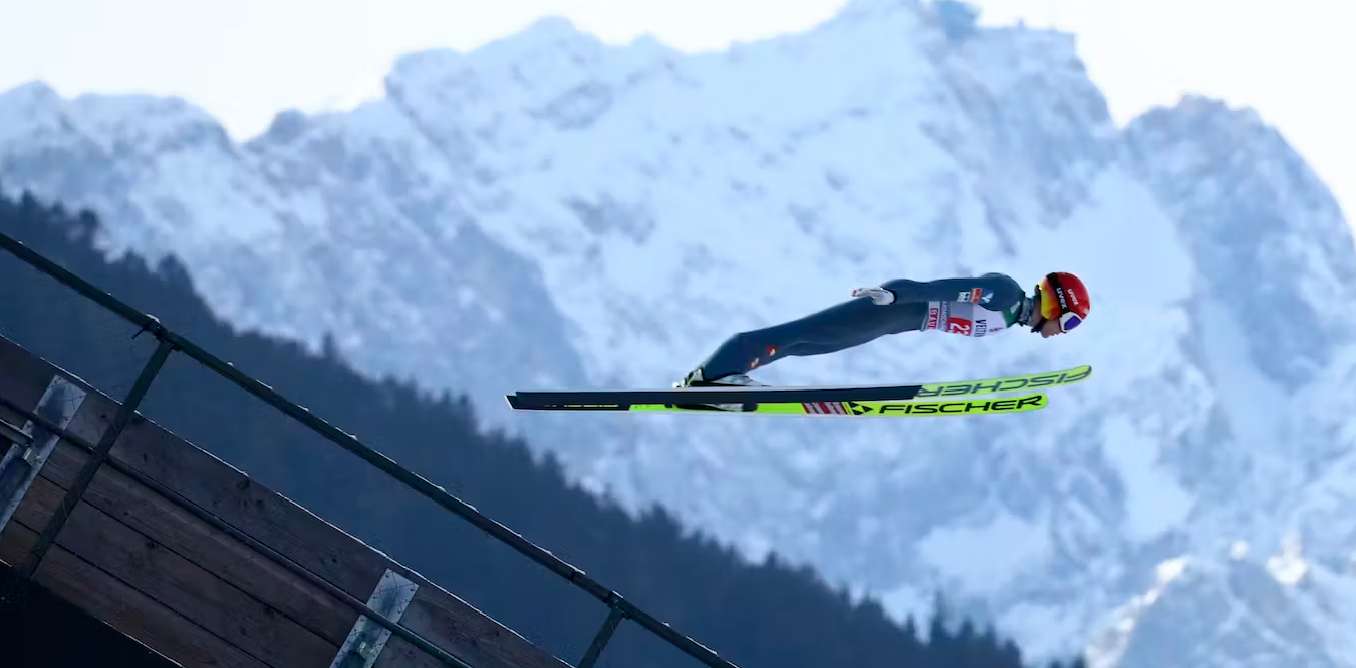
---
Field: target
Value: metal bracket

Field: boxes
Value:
[330,569,420,668]
[0,418,30,449]
[0,376,87,534]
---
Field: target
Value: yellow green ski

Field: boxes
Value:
[627,392,1048,417]
[506,364,1088,417]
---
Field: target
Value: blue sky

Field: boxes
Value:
[3,0,1352,220]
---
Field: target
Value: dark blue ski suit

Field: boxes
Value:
[695,273,1032,380]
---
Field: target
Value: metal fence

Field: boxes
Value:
[0,229,740,668]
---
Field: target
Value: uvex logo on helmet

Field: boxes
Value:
[1039,271,1090,332]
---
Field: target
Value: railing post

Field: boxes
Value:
[14,335,175,580]
[579,600,628,668]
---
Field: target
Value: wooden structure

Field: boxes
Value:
[0,228,741,668]
[0,334,569,668]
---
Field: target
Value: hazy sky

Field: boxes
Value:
[2,0,1352,219]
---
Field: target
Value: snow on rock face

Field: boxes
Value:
[1125,96,1356,387]
[1092,557,1342,668]
[2,1,1355,665]
[0,83,278,261]
[0,88,587,412]
[0,82,69,146]
[1114,98,1356,667]
[67,93,234,157]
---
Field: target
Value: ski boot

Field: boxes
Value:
[674,367,766,411]
[675,367,767,388]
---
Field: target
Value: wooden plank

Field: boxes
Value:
[1,473,64,567]
[0,511,37,568]
[49,442,355,645]
[56,499,339,667]
[106,418,391,598]
[2,451,256,666]
[10,469,338,667]
[373,633,462,668]
[0,335,54,425]
[4,500,178,668]
[43,428,570,668]
[32,542,270,668]
[15,448,347,667]
[29,438,85,489]
[9,473,65,528]
[5,444,80,574]
[394,585,572,668]
[40,434,348,586]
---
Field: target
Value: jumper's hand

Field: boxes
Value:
[851,286,895,306]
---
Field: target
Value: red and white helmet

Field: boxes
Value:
[1038,271,1090,332]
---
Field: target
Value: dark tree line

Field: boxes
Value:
[0,188,1085,667]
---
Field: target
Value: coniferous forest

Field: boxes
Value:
[0,189,1086,668]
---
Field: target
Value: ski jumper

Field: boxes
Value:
[696,273,1029,380]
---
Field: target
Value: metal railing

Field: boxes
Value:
[0,230,739,668]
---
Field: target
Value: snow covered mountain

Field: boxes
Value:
[3,0,1354,664]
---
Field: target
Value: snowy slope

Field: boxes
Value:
[3,0,1355,664]
[0,81,588,409]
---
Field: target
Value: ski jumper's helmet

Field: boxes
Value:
[1038,272,1090,332]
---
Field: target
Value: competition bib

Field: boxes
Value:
[922,301,1017,338]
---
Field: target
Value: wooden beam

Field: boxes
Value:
[43,439,355,645]
[33,539,270,668]
[0,336,52,422]
[376,633,470,668]
[1,334,570,668]
[398,585,574,668]
[57,500,339,667]
[5,483,269,668]
[7,474,63,536]
[39,410,569,667]
[106,418,389,597]
[0,508,38,568]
